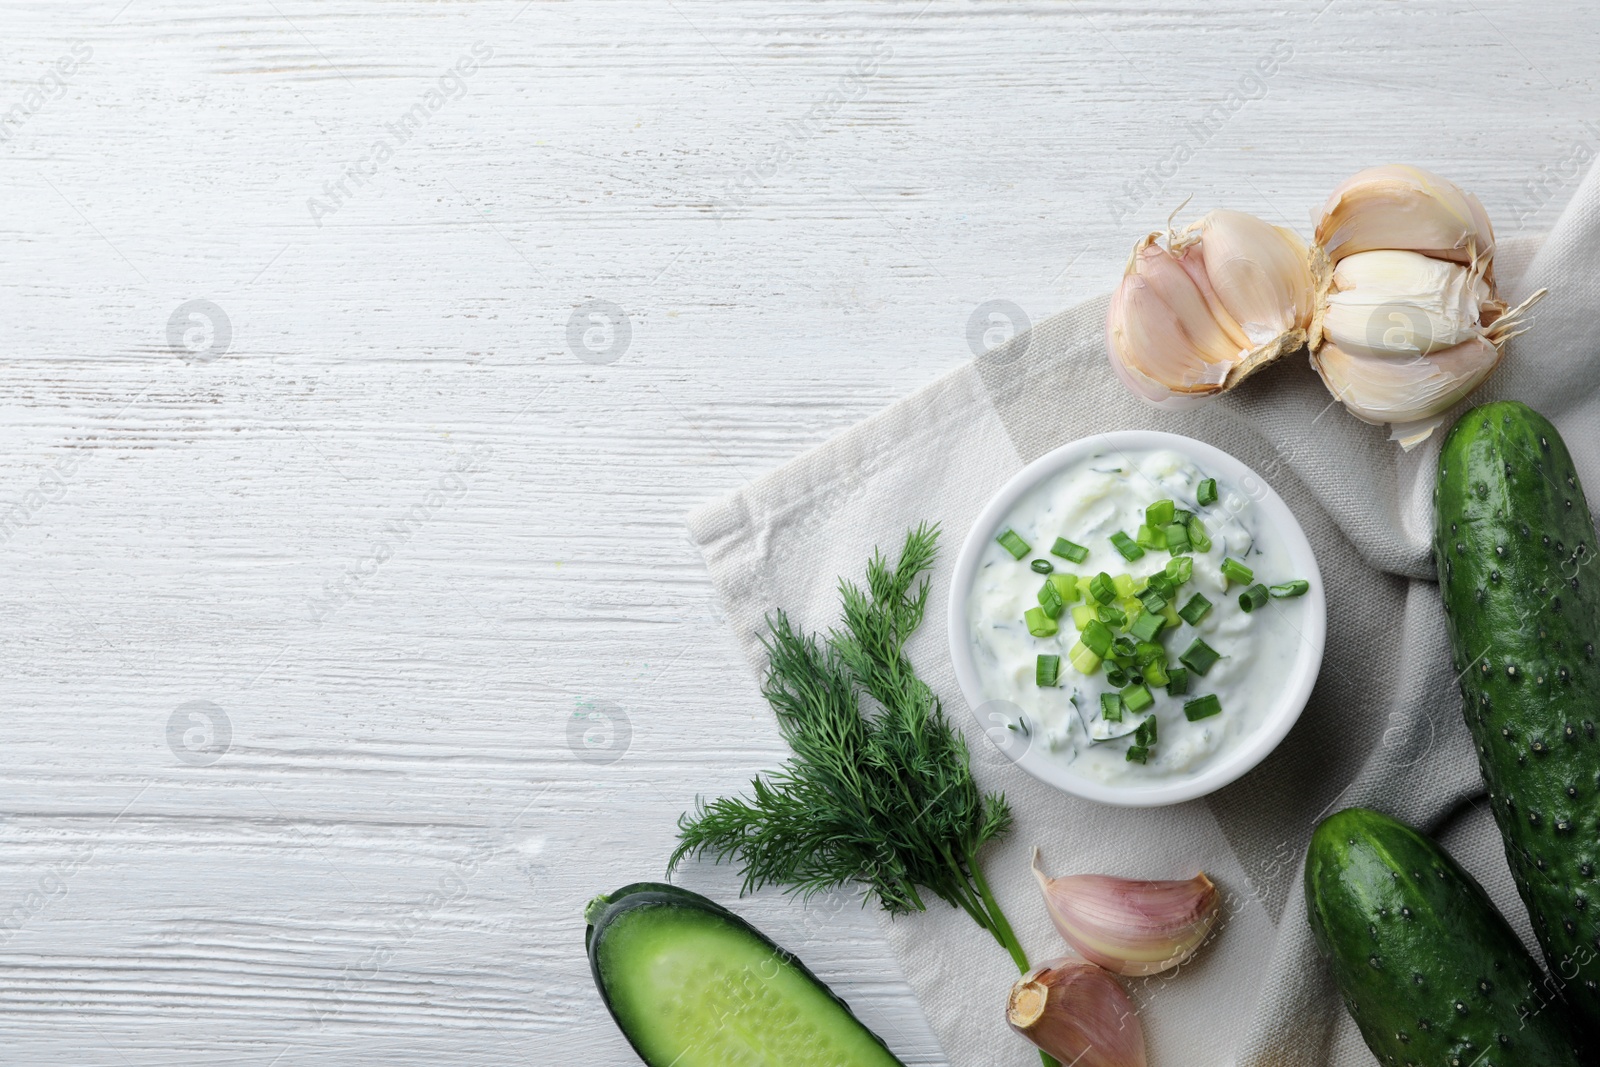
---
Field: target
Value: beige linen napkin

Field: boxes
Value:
[686,161,1600,1065]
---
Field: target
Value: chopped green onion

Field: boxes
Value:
[1099,603,1127,629]
[1068,640,1102,675]
[1111,635,1137,659]
[1145,572,1174,597]
[1186,516,1212,553]
[1070,604,1097,629]
[1220,557,1254,587]
[1049,572,1080,603]
[1196,478,1218,506]
[1051,537,1089,563]
[1270,579,1310,598]
[1134,641,1165,665]
[1105,665,1129,687]
[1037,578,1065,620]
[1031,558,1054,574]
[1166,666,1190,696]
[1129,609,1165,642]
[1184,694,1223,721]
[1112,574,1136,598]
[1164,556,1193,585]
[1135,524,1166,550]
[1123,684,1154,714]
[1138,585,1168,613]
[997,529,1030,560]
[1110,531,1145,562]
[1180,638,1221,676]
[1036,654,1061,687]
[1100,691,1124,723]
[1238,583,1270,613]
[1025,606,1059,637]
[1161,601,1180,627]
[1174,508,1194,526]
[1133,713,1158,745]
[1142,659,1170,687]
[1089,572,1116,605]
[1146,499,1176,527]
[1163,523,1191,554]
[1178,593,1213,626]
[1081,619,1113,657]
[1125,744,1149,764]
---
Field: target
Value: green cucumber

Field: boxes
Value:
[1306,808,1584,1065]
[585,883,906,1067]
[1434,400,1600,1025]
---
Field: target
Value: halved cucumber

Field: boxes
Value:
[586,882,907,1067]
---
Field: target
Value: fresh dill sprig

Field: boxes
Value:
[670,523,1030,972]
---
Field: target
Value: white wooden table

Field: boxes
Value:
[2,2,1595,1062]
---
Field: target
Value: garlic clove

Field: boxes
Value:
[1105,272,1236,410]
[1032,849,1221,976]
[1007,957,1147,1067]
[1130,237,1245,364]
[1178,209,1314,343]
[1322,249,1495,358]
[1309,336,1501,449]
[1173,241,1254,353]
[1314,164,1495,269]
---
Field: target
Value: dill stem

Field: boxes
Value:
[945,878,992,934]
[966,860,1059,1067]
[969,858,1028,973]
[927,845,989,935]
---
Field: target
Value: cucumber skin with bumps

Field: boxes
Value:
[1434,401,1600,1026]
[1305,808,1584,1066]
[585,882,907,1067]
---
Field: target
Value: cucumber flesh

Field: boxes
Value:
[1305,808,1585,1065]
[1434,401,1600,1028]
[586,883,905,1067]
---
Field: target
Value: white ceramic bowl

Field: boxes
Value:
[947,430,1326,807]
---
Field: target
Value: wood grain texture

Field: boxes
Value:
[0,0,1596,1062]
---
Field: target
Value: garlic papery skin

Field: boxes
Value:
[1032,849,1221,977]
[1006,958,1147,1067]
[1105,210,1313,409]
[1310,337,1501,449]
[1314,164,1496,269]
[1321,250,1496,359]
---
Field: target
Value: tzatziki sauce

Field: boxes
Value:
[965,447,1312,788]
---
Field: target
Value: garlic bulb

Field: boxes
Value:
[1314,163,1496,268]
[1308,165,1546,448]
[1106,209,1313,409]
[1007,957,1147,1067]
[1104,166,1548,446]
[1032,849,1221,976]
